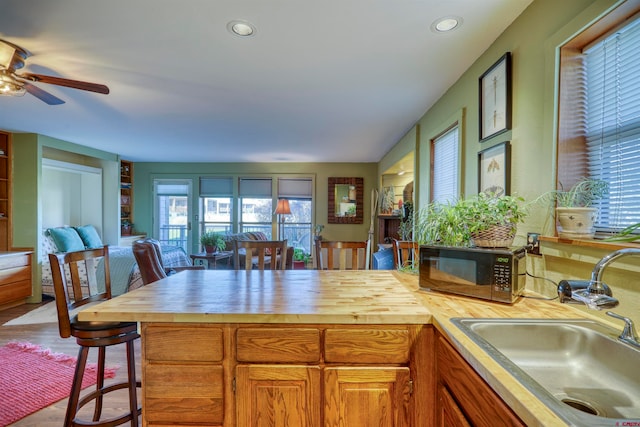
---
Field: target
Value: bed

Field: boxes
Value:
[41,226,192,297]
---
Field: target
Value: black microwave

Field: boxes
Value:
[419,245,526,303]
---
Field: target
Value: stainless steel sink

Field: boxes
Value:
[451,318,640,426]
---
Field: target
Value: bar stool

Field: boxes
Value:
[49,246,141,427]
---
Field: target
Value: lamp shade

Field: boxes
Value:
[274,199,291,215]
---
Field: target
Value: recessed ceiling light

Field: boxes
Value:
[431,16,462,33]
[227,20,256,37]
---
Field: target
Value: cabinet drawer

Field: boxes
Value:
[237,328,320,363]
[144,325,223,362]
[0,265,30,285]
[145,363,224,424]
[325,328,410,364]
[0,279,32,303]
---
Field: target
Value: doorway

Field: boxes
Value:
[154,179,192,252]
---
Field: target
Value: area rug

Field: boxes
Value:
[0,341,117,426]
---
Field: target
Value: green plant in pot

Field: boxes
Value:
[200,231,226,253]
[536,177,608,239]
[292,248,311,269]
[414,192,527,248]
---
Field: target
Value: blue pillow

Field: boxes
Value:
[47,227,85,252]
[74,225,103,249]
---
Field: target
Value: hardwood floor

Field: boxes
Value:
[1,301,142,426]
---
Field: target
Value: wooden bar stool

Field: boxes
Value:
[49,246,141,427]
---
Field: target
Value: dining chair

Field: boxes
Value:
[48,246,141,427]
[392,239,419,269]
[315,240,369,270]
[233,239,288,270]
[132,238,204,285]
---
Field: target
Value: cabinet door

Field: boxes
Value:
[324,367,411,427]
[438,384,471,427]
[236,365,321,427]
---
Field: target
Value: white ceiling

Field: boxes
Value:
[0,0,532,163]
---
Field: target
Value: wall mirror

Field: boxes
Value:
[328,177,363,224]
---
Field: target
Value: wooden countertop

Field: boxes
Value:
[395,271,612,427]
[78,269,431,324]
[80,269,614,426]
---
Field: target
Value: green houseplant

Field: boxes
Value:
[292,248,311,269]
[414,192,527,248]
[536,177,609,239]
[200,231,226,253]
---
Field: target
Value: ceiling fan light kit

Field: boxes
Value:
[0,38,109,104]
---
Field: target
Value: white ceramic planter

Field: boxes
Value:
[556,207,598,239]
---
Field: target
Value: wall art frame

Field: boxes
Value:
[478,141,510,196]
[479,52,512,142]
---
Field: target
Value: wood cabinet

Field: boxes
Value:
[436,332,525,427]
[141,323,424,427]
[120,159,133,236]
[0,132,11,251]
[378,215,401,245]
[0,252,32,309]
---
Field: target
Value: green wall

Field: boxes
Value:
[133,162,378,254]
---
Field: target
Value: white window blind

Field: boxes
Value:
[584,16,640,230]
[200,177,233,197]
[278,178,313,198]
[432,126,459,203]
[239,178,272,197]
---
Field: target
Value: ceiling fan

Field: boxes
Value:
[0,38,109,105]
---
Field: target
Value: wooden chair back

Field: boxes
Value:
[48,246,112,339]
[133,239,168,285]
[233,239,288,270]
[315,240,369,270]
[392,239,419,269]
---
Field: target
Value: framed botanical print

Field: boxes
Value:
[478,141,510,196]
[479,52,512,142]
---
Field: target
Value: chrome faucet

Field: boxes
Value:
[607,311,640,349]
[590,248,640,294]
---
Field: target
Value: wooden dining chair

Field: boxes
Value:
[233,239,288,270]
[48,246,141,427]
[132,238,204,285]
[315,240,369,270]
[392,239,419,269]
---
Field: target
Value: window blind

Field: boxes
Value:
[278,178,313,198]
[200,177,233,197]
[239,178,272,197]
[584,16,640,230]
[432,126,459,203]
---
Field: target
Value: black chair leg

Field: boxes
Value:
[126,340,140,426]
[92,346,106,421]
[66,346,89,427]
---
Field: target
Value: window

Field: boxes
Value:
[239,178,273,237]
[278,178,313,254]
[558,4,640,234]
[200,177,233,234]
[431,125,459,203]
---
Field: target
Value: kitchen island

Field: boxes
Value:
[79,269,433,426]
[80,268,600,426]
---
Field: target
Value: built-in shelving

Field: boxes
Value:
[120,160,133,236]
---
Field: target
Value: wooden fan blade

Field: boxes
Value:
[24,82,65,105]
[20,72,109,94]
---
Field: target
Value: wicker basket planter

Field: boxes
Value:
[470,224,515,248]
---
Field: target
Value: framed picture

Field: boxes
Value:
[478,141,510,195]
[479,52,512,142]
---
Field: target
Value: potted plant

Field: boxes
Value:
[121,220,132,236]
[414,192,527,248]
[292,248,311,269]
[314,224,324,241]
[537,177,609,239]
[200,231,226,254]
